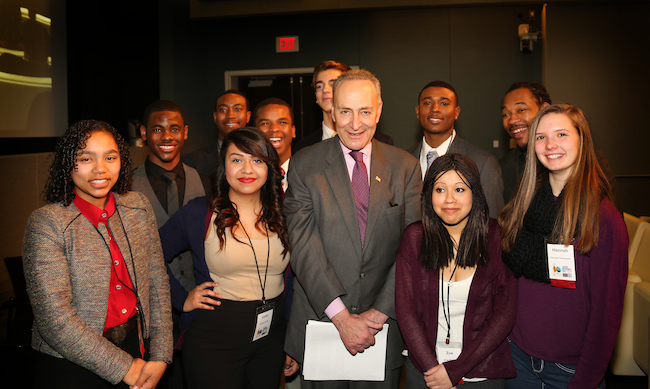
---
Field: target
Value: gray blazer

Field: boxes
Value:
[408,136,505,219]
[284,137,422,370]
[22,192,173,384]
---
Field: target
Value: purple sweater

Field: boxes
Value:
[509,198,628,388]
[395,219,517,385]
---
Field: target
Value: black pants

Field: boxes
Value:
[32,326,141,389]
[182,295,286,389]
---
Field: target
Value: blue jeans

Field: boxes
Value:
[506,340,605,389]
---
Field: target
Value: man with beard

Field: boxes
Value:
[499,81,619,207]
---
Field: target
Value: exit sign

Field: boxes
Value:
[276,36,299,53]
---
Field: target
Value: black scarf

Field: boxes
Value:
[502,183,560,283]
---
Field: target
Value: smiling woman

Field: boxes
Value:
[23,120,173,388]
[70,130,122,208]
[158,127,295,389]
[498,104,628,388]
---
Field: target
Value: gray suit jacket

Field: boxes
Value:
[284,137,422,370]
[408,136,504,219]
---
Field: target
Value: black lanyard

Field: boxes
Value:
[239,221,270,304]
[440,260,459,345]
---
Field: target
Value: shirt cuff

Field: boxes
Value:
[324,297,346,319]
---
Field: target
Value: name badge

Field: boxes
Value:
[252,302,274,342]
[435,341,462,363]
[546,243,576,289]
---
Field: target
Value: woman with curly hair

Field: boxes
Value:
[396,153,517,389]
[499,104,627,388]
[159,126,294,388]
[23,120,173,388]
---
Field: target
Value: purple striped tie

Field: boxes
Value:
[350,151,369,246]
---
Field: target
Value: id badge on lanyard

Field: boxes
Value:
[252,301,275,342]
[435,341,462,363]
[546,240,577,289]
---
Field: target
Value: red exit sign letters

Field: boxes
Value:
[276,36,299,53]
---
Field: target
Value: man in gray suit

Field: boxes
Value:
[284,69,422,388]
[408,80,504,218]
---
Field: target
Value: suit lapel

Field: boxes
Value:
[364,140,391,255]
[323,140,364,260]
[447,135,466,155]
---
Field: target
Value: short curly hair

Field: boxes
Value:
[43,120,133,206]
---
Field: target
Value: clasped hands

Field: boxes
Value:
[123,359,167,389]
[331,308,388,355]
[424,364,455,389]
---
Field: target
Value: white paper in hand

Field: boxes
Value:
[302,320,388,381]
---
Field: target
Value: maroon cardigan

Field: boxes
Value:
[395,219,517,385]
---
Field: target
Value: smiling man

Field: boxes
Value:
[499,81,551,202]
[253,98,296,192]
[295,60,393,152]
[132,100,210,291]
[183,90,252,176]
[499,81,620,207]
[408,80,504,218]
[285,69,422,388]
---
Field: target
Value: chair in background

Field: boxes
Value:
[0,256,33,346]
[634,281,650,376]
[634,228,650,378]
[625,213,650,268]
[0,256,34,388]
[610,214,650,376]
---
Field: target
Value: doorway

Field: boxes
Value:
[225,68,318,143]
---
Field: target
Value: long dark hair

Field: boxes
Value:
[209,127,289,257]
[43,120,132,206]
[419,153,489,271]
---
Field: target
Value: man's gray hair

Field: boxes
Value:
[332,69,382,104]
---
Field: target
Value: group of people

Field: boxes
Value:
[21,59,628,389]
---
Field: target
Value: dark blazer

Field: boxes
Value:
[182,142,219,177]
[395,219,517,385]
[409,136,504,219]
[498,146,526,203]
[295,126,394,153]
[158,195,212,339]
[284,137,422,369]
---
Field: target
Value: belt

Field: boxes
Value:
[103,314,138,345]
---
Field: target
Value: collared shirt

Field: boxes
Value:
[281,158,290,193]
[322,121,336,141]
[419,130,456,179]
[73,192,137,331]
[144,158,186,213]
[340,140,372,184]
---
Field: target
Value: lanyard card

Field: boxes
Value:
[435,341,462,363]
[252,301,275,342]
[546,242,576,289]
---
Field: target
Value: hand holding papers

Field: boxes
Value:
[303,321,389,381]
